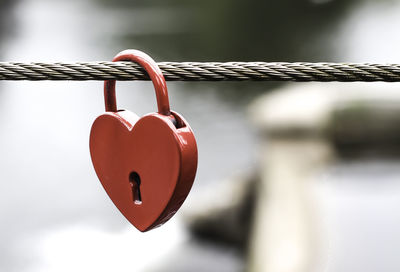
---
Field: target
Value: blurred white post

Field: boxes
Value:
[248,138,332,272]
[247,85,335,272]
[247,82,400,271]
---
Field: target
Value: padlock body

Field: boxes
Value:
[89,110,198,231]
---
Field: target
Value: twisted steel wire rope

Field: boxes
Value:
[0,61,400,81]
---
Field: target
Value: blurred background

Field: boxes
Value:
[1,0,400,271]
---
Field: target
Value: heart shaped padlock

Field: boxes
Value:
[89,49,198,232]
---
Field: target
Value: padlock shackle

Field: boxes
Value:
[104,49,171,115]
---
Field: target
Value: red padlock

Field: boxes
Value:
[89,49,198,232]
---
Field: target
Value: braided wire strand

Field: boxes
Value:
[0,61,400,81]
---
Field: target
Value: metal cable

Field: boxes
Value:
[1,61,400,81]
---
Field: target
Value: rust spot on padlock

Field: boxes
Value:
[89,49,198,232]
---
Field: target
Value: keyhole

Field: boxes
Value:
[129,171,142,205]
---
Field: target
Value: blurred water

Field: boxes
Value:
[319,160,400,272]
